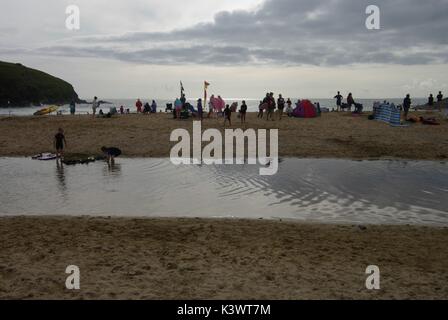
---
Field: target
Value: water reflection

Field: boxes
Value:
[0,157,447,225]
[103,162,122,177]
[55,161,67,198]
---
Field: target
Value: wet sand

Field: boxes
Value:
[0,112,447,159]
[0,217,447,299]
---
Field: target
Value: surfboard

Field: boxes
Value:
[33,105,59,116]
[31,153,58,160]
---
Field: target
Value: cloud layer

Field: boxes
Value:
[3,0,448,67]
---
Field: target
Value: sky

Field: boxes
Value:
[1,0,448,99]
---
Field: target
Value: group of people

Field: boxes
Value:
[53,127,120,165]
[256,93,292,121]
[135,99,158,114]
[333,91,363,113]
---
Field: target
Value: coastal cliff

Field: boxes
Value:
[0,61,83,107]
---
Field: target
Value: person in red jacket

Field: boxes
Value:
[135,99,143,113]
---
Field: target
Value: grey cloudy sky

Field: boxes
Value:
[1,0,447,99]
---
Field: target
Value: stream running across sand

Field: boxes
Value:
[0,157,447,225]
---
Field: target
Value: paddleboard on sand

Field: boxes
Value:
[33,105,59,116]
[32,153,58,160]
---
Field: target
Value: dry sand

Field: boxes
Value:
[0,111,447,159]
[0,217,447,299]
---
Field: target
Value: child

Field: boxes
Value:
[101,146,122,165]
[54,128,67,160]
[224,104,232,127]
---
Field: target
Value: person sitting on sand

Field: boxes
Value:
[224,104,232,127]
[143,102,151,114]
[54,128,67,160]
[101,146,122,165]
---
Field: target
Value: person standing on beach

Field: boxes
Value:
[240,100,247,124]
[266,92,276,121]
[347,93,355,111]
[92,96,99,116]
[151,100,157,113]
[69,99,76,115]
[277,94,285,120]
[334,91,343,112]
[54,128,67,160]
[207,94,215,118]
[286,98,293,116]
[136,99,143,113]
[403,94,411,120]
[437,91,443,102]
[174,97,182,119]
[428,94,434,106]
[224,104,232,126]
[197,98,203,120]
[258,100,265,118]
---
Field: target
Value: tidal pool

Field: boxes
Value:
[0,157,447,225]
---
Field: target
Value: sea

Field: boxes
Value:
[0,98,428,116]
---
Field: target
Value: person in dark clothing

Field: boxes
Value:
[197,98,203,120]
[257,100,264,118]
[54,128,67,159]
[224,104,232,127]
[334,91,343,112]
[277,94,285,120]
[437,91,443,102]
[266,92,276,121]
[69,100,76,115]
[346,93,355,111]
[239,100,247,124]
[428,94,434,106]
[403,94,411,120]
[101,146,122,165]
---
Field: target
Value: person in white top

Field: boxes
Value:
[92,96,99,117]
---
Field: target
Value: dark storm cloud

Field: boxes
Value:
[7,0,448,66]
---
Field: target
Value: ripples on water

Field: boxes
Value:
[0,157,447,225]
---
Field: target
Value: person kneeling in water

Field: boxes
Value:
[101,146,122,165]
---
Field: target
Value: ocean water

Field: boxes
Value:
[0,98,428,116]
[0,157,447,225]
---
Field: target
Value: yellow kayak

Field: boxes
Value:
[33,105,59,116]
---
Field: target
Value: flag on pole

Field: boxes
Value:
[180,81,185,96]
[204,81,210,110]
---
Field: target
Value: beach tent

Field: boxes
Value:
[373,103,401,126]
[292,100,317,118]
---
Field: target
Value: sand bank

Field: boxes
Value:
[0,112,447,159]
[0,217,447,299]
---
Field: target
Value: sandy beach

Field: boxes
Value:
[0,111,447,160]
[0,217,447,299]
